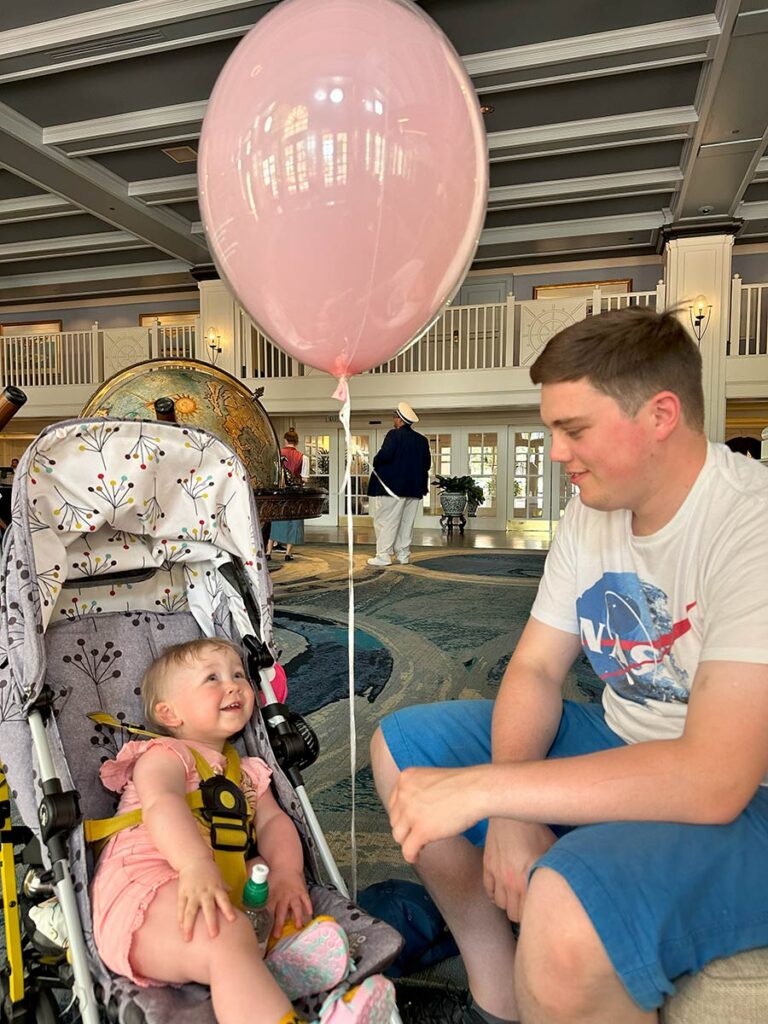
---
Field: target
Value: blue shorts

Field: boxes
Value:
[381,699,768,1011]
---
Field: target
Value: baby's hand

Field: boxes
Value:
[177,858,235,940]
[267,868,313,937]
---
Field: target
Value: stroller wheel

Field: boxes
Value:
[0,981,59,1024]
[32,988,58,1024]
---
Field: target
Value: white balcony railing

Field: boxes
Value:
[0,321,201,390]
[231,283,666,381]
[729,276,768,357]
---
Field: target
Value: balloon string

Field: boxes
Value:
[336,378,358,900]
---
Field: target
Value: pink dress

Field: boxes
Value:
[90,737,272,986]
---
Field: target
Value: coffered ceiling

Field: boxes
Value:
[0,0,767,307]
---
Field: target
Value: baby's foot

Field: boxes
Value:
[267,916,350,1001]
[315,976,395,1024]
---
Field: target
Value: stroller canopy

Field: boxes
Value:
[4,418,273,710]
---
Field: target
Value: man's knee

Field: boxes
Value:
[370,725,400,802]
[516,867,615,1015]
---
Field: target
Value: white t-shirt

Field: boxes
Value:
[531,443,768,746]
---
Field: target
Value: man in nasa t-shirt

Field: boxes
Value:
[375,306,768,1024]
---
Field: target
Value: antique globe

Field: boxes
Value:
[82,359,326,521]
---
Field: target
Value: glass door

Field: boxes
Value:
[511,430,546,520]
[301,431,336,526]
[418,431,453,523]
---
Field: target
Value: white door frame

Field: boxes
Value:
[299,427,338,528]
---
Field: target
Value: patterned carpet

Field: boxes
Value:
[270,543,601,894]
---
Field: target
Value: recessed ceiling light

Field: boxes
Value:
[480,104,494,114]
[162,145,198,164]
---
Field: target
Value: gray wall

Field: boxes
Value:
[732,251,768,284]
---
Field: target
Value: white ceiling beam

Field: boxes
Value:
[464,14,720,77]
[489,167,683,204]
[480,210,670,245]
[48,101,698,160]
[0,230,144,262]
[43,100,206,146]
[0,26,255,85]
[128,174,198,203]
[476,51,709,96]
[0,0,267,60]
[488,106,698,152]
[0,101,209,265]
[735,200,768,220]
[0,259,189,289]
[0,192,75,223]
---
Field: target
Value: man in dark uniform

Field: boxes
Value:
[367,401,431,566]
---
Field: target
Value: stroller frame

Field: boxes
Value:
[0,417,401,1024]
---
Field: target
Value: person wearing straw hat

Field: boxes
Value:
[367,402,431,567]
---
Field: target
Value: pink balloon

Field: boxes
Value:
[198,0,487,380]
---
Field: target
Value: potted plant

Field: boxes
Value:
[433,474,474,516]
[465,480,486,517]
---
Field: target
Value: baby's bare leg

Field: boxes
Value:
[131,881,294,1024]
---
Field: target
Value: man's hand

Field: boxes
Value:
[388,765,487,863]
[177,857,235,940]
[483,819,557,923]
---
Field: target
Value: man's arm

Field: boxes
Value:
[390,660,768,862]
[491,617,581,764]
[372,429,398,469]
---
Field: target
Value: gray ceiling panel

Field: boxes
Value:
[0,212,112,245]
[90,144,199,181]
[0,39,240,124]
[481,64,702,133]
[0,170,45,200]
[421,0,715,53]
[489,141,685,188]
[485,193,673,229]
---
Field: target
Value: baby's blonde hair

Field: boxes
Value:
[141,637,245,733]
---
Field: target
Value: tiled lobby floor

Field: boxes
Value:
[304,523,552,551]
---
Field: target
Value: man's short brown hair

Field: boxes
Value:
[529,306,705,431]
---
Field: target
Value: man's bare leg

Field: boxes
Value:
[515,867,658,1024]
[371,728,519,1020]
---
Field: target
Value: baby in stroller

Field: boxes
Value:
[0,417,402,1024]
[91,636,394,1024]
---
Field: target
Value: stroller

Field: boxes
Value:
[0,417,402,1024]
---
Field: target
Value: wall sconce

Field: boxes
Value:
[689,295,712,343]
[206,326,222,365]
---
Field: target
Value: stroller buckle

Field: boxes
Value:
[198,776,250,853]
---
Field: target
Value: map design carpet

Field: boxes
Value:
[270,544,601,893]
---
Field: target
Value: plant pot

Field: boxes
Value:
[440,492,467,515]
[466,500,478,517]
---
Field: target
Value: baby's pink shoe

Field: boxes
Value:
[266,917,350,1001]
[316,976,395,1024]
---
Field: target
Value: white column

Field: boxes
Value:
[197,278,238,378]
[762,426,768,465]
[663,233,734,442]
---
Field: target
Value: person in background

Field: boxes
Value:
[366,402,431,567]
[267,429,309,563]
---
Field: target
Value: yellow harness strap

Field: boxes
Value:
[84,714,252,901]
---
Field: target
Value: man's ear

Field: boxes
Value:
[649,390,681,439]
[153,700,181,729]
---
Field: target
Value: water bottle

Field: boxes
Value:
[242,863,273,953]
